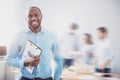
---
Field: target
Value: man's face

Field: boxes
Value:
[82,35,89,44]
[69,27,76,34]
[69,25,77,34]
[28,8,42,30]
[97,30,106,39]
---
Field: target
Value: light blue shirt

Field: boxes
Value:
[6,28,63,80]
[95,38,113,68]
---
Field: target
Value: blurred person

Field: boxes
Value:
[95,27,113,74]
[6,7,63,80]
[60,23,80,68]
[79,33,94,65]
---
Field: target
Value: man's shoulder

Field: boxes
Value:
[44,30,58,43]
[16,30,27,35]
[44,29,56,37]
[13,30,27,39]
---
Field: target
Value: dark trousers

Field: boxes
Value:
[20,76,52,80]
[63,59,74,68]
[96,68,111,73]
[96,68,112,77]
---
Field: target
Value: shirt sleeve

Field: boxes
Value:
[105,45,113,60]
[52,36,63,80]
[74,35,81,51]
[6,34,25,68]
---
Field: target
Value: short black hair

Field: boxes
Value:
[70,23,79,30]
[83,33,93,44]
[29,6,42,14]
[97,27,108,34]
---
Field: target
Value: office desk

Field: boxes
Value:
[61,72,120,80]
[0,60,18,80]
[0,60,6,80]
[61,66,120,80]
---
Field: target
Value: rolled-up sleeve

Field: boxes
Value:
[6,34,24,68]
[52,37,63,80]
[105,46,113,60]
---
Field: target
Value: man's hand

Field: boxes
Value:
[99,63,106,70]
[99,59,112,70]
[32,55,40,67]
[24,54,40,67]
[24,55,40,67]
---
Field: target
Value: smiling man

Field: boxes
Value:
[6,7,63,80]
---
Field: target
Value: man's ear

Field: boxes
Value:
[40,13,43,19]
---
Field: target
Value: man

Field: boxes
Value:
[95,27,113,74]
[6,7,63,80]
[60,23,80,68]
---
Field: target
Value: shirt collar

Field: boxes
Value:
[25,27,45,33]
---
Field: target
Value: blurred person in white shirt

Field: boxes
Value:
[79,33,94,65]
[60,23,80,68]
[94,27,113,74]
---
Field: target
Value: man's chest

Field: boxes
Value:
[18,34,54,50]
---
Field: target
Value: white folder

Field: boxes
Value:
[21,40,42,74]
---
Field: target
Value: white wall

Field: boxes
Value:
[0,0,120,73]
[14,0,120,73]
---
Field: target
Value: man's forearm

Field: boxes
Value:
[6,57,24,68]
[54,57,63,80]
[104,59,112,66]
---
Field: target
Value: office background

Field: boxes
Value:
[0,0,120,74]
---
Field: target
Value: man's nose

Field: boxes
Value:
[31,16,37,21]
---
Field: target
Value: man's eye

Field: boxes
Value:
[35,14,39,17]
[28,15,32,18]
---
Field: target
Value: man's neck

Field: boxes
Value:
[30,26,41,34]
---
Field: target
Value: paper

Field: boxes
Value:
[21,40,42,74]
[78,75,96,79]
[97,78,120,80]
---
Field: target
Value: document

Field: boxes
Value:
[21,40,42,74]
[78,75,96,79]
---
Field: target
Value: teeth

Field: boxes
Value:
[33,21,37,24]
[32,21,38,26]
